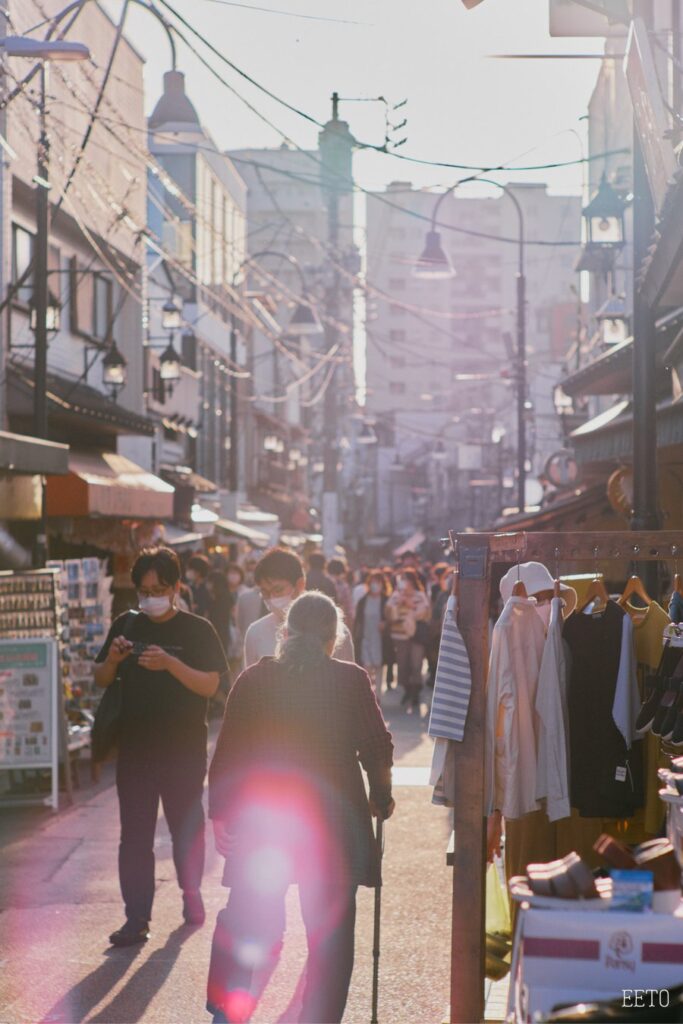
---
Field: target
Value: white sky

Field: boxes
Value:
[112,0,605,198]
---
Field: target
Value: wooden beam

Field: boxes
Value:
[469,530,683,565]
[450,535,490,1024]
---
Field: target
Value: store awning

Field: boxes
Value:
[0,431,69,475]
[162,523,205,550]
[494,483,616,533]
[394,529,426,557]
[571,395,683,464]
[215,517,270,547]
[159,465,217,494]
[46,451,174,519]
[8,364,156,437]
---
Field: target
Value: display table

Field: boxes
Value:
[507,905,683,1022]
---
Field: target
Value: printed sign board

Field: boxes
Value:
[0,638,59,809]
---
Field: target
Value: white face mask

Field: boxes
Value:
[185,571,197,584]
[265,594,292,618]
[397,579,407,593]
[228,573,241,586]
[139,595,172,618]
[369,583,382,595]
[534,601,552,631]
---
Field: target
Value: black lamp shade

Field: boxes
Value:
[289,297,323,336]
[413,230,455,279]
[160,339,181,382]
[161,297,182,331]
[582,174,625,247]
[102,340,127,389]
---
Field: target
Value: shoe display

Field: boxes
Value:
[661,687,683,741]
[182,889,205,926]
[670,710,683,747]
[652,681,680,737]
[109,920,150,947]
[636,675,667,733]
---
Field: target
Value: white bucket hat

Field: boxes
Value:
[500,561,577,618]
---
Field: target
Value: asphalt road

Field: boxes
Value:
[0,684,453,1024]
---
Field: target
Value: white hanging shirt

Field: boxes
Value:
[535,596,570,822]
[485,596,546,819]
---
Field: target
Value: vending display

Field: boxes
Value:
[0,569,62,640]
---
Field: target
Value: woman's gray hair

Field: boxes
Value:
[276,591,343,674]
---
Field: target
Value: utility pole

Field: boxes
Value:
[630,0,659,592]
[34,64,50,566]
[319,92,353,556]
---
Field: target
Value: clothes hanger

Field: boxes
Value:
[618,546,652,612]
[577,547,609,616]
[553,547,562,599]
[511,549,527,597]
[672,546,683,598]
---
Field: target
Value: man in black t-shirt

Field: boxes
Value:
[94,546,229,948]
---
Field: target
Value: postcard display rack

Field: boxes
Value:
[47,558,113,712]
[0,569,62,808]
[0,561,112,809]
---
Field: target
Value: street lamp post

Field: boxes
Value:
[415,177,527,512]
[0,36,90,565]
[229,251,321,505]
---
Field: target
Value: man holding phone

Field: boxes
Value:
[94,546,229,947]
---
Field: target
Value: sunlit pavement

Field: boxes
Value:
[0,682,453,1024]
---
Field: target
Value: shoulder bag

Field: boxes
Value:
[91,611,138,763]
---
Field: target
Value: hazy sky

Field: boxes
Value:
[111,0,605,198]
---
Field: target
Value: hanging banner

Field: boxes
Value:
[0,638,59,809]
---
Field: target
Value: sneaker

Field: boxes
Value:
[636,676,666,733]
[182,890,205,926]
[109,920,150,947]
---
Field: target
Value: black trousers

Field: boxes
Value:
[207,878,357,1024]
[116,752,206,925]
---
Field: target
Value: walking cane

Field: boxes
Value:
[371,815,384,1024]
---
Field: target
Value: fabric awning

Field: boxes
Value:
[0,431,69,475]
[215,518,270,547]
[46,451,174,519]
[159,465,217,494]
[393,529,426,557]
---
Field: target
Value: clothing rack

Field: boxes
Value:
[449,529,683,1024]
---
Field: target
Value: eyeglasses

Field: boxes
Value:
[137,586,173,598]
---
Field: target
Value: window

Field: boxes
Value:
[389,329,406,342]
[389,381,405,395]
[11,225,34,304]
[92,274,113,341]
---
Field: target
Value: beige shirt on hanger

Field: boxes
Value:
[486,595,546,819]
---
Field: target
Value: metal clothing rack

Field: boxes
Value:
[449,529,683,1024]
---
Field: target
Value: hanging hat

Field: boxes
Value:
[500,561,577,618]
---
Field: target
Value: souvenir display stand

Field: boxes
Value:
[449,529,683,1024]
[0,569,64,809]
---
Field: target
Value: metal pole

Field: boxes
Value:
[229,307,238,496]
[322,92,341,556]
[630,0,659,594]
[34,64,50,567]
[511,197,526,516]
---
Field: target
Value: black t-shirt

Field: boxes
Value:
[96,609,229,760]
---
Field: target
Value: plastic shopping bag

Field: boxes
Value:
[485,859,511,937]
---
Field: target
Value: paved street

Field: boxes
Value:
[0,686,453,1024]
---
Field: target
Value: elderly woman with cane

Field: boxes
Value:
[206,591,395,1024]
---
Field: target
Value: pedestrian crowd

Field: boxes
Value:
[93,542,453,1023]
